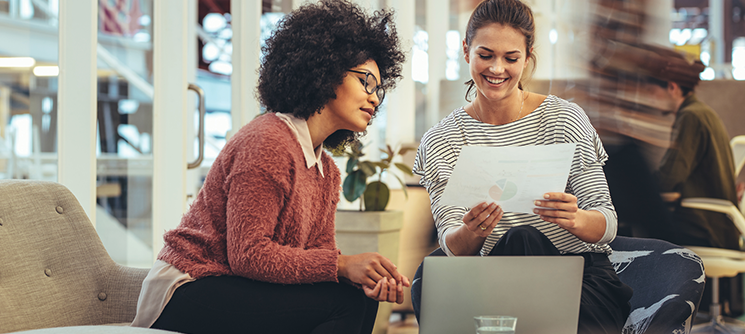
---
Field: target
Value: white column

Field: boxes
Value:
[152,0,189,257]
[642,0,673,45]
[186,0,199,204]
[372,0,415,200]
[230,0,262,134]
[531,0,553,81]
[528,0,591,81]
[426,0,448,127]
[354,0,383,166]
[353,0,377,11]
[291,0,310,11]
[542,0,591,80]
[58,0,97,223]
[0,86,9,139]
[384,0,415,146]
[281,0,293,13]
[458,1,475,82]
[709,0,725,69]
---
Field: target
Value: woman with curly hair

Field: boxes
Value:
[130,1,407,333]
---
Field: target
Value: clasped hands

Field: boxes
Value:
[338,252,410,304]
[463,192,580,236]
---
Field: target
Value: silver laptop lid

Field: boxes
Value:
[419,256,584,334]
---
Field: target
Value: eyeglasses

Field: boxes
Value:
[347,69,385,104]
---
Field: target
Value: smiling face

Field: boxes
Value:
[322,59,382,133]
[464,23,530,104]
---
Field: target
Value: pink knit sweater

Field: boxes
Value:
[158,113,342,284]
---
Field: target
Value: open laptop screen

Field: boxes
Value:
[419,256,583,334]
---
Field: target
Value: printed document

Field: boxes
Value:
[439,143,576,214]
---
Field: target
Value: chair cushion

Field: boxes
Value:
[0,180,148,332]
[610,236,705,334]
[9,325,180,333]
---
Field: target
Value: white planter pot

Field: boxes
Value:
[335,210,404,334]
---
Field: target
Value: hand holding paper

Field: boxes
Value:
[439,143,577,214]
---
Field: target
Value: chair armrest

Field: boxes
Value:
[686,246,745,278]
[686,246,745,259]
[660,192,681,202]
[697,257,745,278]
[681,197,745,236]
[681,197,737,211]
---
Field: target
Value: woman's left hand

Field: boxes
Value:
[533,192,605,243]
[532,192,579,229]
[362,276,404,304]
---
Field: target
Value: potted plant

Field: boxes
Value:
[330,140,414,334]
[332,140,414,211]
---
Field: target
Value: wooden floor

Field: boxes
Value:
[386,313,419,334]
[388,309,745,334]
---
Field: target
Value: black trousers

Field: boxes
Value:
[151,276,378,334]
[489,226,633,334]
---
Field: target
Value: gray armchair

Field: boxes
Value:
[0,180,171,333]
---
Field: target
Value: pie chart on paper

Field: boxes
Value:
[489,179,518,201]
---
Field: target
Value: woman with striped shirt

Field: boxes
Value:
[411,1,632,333]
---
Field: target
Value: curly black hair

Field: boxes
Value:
[257,0,405,149]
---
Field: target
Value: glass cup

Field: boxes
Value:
[474,315,518,334]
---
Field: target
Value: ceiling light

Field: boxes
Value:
[33,66,59,76]
[0,57,36,68]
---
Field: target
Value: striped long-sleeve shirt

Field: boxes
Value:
[413,95,616,256]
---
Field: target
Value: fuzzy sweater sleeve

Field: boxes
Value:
[222,136,339,285]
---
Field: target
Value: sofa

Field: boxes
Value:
[0,180,176,333]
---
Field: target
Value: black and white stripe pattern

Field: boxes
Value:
[414,95,616,256]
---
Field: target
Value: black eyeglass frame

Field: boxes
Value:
[347,69,385,104]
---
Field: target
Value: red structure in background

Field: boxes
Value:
[99,0,143,37]
[98,0,277,74]
[197,0,229,73]
[196,0,274,73]
[674,0,745,63]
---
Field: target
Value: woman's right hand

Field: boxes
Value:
[337,253,411,304]
[462,202,503,237]
[362,276,406,304]
[338,252,410,287]
[444,202,504,255]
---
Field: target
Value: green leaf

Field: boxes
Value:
[363,181,389,211]
[394,162,414,175]
[345,157,358,174]
[381,146,394,163]
[392,173,409,199]
[358,161,377,177]
[398,146,415,155]
[351,141,365,157]
[342,170,367,202]
[371,161,388,170]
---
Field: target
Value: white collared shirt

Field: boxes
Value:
[131,112,327,328]
[274,112,325,177]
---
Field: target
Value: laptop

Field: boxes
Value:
[419,256,584,334]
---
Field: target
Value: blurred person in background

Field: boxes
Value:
[581,0,677,241]
[579,0,743,316]
[643,44,742,317]
[644,45,739,250]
